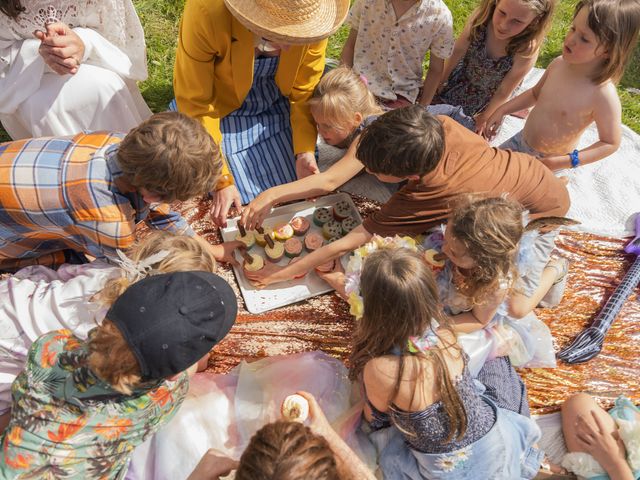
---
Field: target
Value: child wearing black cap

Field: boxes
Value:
[0,271,237,479]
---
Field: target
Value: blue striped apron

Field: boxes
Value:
[220,55,296,204]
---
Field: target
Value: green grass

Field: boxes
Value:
[0,0,638,140]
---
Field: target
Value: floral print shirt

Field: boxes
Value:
[348,0,454,102]
[0,330,188,479]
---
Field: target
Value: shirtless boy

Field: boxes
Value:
[486,0,640,171]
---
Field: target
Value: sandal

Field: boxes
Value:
[538,257,569,308]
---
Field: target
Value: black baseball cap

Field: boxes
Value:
[106,271,237,380]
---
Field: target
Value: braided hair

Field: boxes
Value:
[235,421,339,480]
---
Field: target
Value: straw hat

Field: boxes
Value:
[224,0,349,45]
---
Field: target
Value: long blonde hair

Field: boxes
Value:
[469,0,555,56]
[95,232,217,307]
[89,232,217,393]
[349,248,467,443]
[309,67,383,131]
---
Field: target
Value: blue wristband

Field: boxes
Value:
[569,149,580,168]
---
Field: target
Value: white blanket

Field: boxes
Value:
[493,68,640,237]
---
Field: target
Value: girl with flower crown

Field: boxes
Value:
[0,231,228,429]
[349,246,543,479]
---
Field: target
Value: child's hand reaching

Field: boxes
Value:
[244,261,286,288]
[209,240,245,267]
[315,260,347,300]
[241,191,275,231]
[474,111,490,137]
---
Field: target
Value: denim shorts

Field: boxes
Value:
[500,130,545,158]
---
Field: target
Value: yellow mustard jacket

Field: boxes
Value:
[174,0,327,183]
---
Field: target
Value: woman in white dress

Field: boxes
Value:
[0,0,152,138]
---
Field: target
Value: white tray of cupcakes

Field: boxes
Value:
[220,192,363,314]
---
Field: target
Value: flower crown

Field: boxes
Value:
[344,235,419,319]
[345,235,442,353]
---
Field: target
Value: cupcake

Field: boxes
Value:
[313,207,332,226]
[333,200,352,221]
[281,394,309,422]
[322,220,342,240]
[242,252,265,272]
[265,241,285,262]
[316,259,336,273]
[304,232,324,252]
[290,216,310,236]
[341,217,359,235]
[235,231,255,249]
[284,237,303,258]
[255,227,273,247]
[273,223,294,241]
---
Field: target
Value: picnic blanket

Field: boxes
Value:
[167,194,640,416]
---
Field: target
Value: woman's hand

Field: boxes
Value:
[211,185,243,228]
[244,262,287,288]
[296,152,320,179]
[187,449,239,480]
[34,22,85,75]
[240,191,274,231]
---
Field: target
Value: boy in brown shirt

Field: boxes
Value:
[243,105,569,287]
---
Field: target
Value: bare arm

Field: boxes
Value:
[541,86,622,170]
[484,64,551,140]
[298,391,376,480]
[241,140,365,229]
[450,288,506,333]
[340,28,358,67]
[440,21,472,87]
[418,55,445,106]
[245,225,373,287]
[475,49,539,136]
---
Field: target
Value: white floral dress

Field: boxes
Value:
[0,0,151,138]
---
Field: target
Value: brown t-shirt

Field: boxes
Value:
[363,116,570,236]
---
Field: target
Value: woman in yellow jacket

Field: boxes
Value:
[174,0,348,226]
